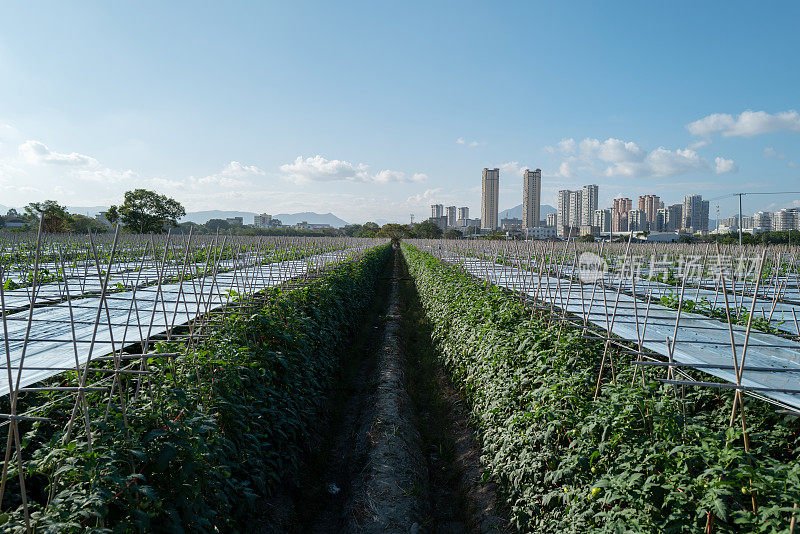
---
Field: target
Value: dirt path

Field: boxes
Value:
[268,245,508,533]
[340,247,429,532]
[399,251,509,534]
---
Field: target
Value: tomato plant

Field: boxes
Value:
[0,244,391,532]
[402,243,800,533]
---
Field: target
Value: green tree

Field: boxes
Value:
[6,208,18,218]
[205,219,231,232]
[355,222,380,238]
[443,228,463,240]
[342,224,362,237]
[107,189,186,234]
[411,220,443,239]
[70,214,107,234]
[24,200,73,233]
[377,223,411,239]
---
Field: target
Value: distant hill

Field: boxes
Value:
[500,204,556,220]
[66,206,109,217]
[0,205,350,228]
[180,210,350,228]
[272,212,350,228]
[181,210,259,225]
[0,205,110,217]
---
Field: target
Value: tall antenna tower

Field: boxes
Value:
[410,214,414,225]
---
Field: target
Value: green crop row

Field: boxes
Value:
[1,243,391,533]
[401,243,800,533]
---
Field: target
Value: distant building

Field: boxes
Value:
[431,204,444,219]
[429,215,448,231]
[456,218,476,228]
[457,207,469,222]
[501,217,523,231]
[638,195,661,227]
[253,213,272,228]
[481,168,500,230]
[667,204,683,232]
[612,198,632,232]
[581,185,599,226]
[557,189,583,236]
[722,216,739,230]
[627,209,645,232]
[580,225,599,237]
[294,221,332,230]
[754,211,772,231]
[446,206,457,227]
[522,169,541,228]
[593,209,612,233]
[772,208,800,231]
[646,232,679,243]
[526,226,557,240]
[3,217,27,229]
[545,213,557,227]
[655,208,669,232]
[682,195,709,233]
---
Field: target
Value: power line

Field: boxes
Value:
[707,191,800,246]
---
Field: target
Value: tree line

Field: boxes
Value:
[1,189,463,238]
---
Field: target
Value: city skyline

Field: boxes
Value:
[0,2,798,223]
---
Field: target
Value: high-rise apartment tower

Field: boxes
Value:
[522,169,541,228]
[481,168,500,230]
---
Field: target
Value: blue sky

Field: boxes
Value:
[0,1,798,223]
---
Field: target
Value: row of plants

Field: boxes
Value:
[1,243,390,532]
[657,291,786,335]
[402,243,800,533]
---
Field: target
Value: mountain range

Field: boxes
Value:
[499,204,557,221]
[0,205,351,228]
[180,210,350,227]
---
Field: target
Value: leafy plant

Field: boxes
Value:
[1,244,391,531]
[402,243,800,533]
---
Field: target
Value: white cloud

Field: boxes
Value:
[456,137,483,147]
[280,155,368,183]
[557,138,576,154]
[688,139,710,150]
[644,147,707,177]
[279,155,425,184]
[498,161,528,178]
[714,156,738,174]
[544,138,576,155]
[563,137,708,178]
[594,138,644,164]
[687,110,800,138]
[764,147,787,159]
[18,140,99,166]
[374,169,426,183]
[191,161,266,188]
[555,160,576,178]
[73,167,137,183]
[406,188,443,204]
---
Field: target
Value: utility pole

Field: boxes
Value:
[738,193,744,247]
[410,214,414,225]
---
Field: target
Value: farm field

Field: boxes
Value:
[0,235,799,532]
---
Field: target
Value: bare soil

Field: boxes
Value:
[256,245,509,533]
